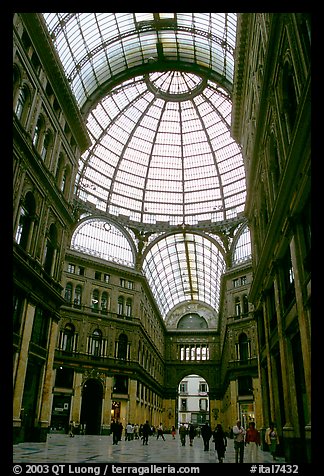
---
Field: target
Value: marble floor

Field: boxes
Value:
[13,433,286,464]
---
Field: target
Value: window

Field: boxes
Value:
[101,292,108,313]
[61,324,75,352]
[104,273,110,283]
[95,271,102,280]
[78,266,85,276]
[120,278,126,287]
[41,131,51,161]
[199,382,208,393]
[181,399,187,411]
[15,86,27,121]
[91,289,99,312]
[118,296,124,315]
[74,285,82,308]
[242,294,249,315]
[90,329,102,357]
[117,333,128,360]
[236,333,250,362]
[199,399,208,411]
[67,263,75,273]
[127,280,134,290]
[43,223,57,276]
[126,298,132,317]
[64,283,72,303]
[179,381,188,394]
[235,297,241,317]
[15,192,35,250]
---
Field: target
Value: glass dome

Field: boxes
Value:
[75,71,245,228]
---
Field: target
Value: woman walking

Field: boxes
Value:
[265,423,280,460]
[212,423,227,463]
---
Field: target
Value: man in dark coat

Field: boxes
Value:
[201,422,212,451]
[142,420,151,445]
[111,419,121,445]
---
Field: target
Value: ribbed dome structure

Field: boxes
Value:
[76,70,246,228]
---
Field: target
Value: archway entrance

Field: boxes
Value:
[177,374,209,428]
[80,379,103,434]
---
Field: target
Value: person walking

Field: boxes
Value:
[142,420,151,445]
[188,424,196,446]
[201,422,212,451]
[265,422,280,460]
[233,419,246,463]
[111,419,121,445]
[171,425,176,440]
[69,420,75,437]
[245,421,261,462]
[156,422,165,440]
[125,422,134,441]
[179,423,187,446]
[212,423,227,463]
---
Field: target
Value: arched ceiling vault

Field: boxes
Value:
[41,13,249,321]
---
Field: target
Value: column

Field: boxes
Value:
[13,302,35,426]
[38,317,59,441]
[102,376,113,435]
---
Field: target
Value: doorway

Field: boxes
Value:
[80,379,103,434]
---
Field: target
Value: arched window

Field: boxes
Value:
[64,283,72,303]
[242,294,249,316]
[91,329,102,357]
[33,116,44,149]
[74,285,82,308]
[15,85,28,121]
[62,323,75,352]
[101,291,108,314]
[91,289,99,312]
[15,192,35,250]
[235,297,241,317]
[41,130,52,161]
[118,296,124,315]
[44,223,57,275]
[238,333,250,363]
[125,298,132,317]
[117,333,128,360]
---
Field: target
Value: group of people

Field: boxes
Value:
[232,420,280,463]
[110,418,279,463]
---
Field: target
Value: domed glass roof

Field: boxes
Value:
[75,71,245,227]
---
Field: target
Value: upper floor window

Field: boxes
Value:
[116,333,128,360]
[15,192,35,251]
[78,266,85,276]
[179,381,188,394]
[90,329,102,357]
[126,298,132,317]
[43,223,57,276]
[15,85,28,121]
[91,289,99,312]
[118,296,124,315]
[104,273,110,283]
[67,263,75,273]
[74,285,82,308]
[64,283,72,303]
[61,323,75,353]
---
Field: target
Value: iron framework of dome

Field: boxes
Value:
[41,13,251,321]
